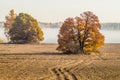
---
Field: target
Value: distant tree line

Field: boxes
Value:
[101,23,120,30]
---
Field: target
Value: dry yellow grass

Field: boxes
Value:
[0,43,120,80]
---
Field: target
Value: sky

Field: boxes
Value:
[0,0,120,23]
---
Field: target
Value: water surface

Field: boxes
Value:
[0,27,120,43]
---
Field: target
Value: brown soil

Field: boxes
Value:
[0,43,119,80]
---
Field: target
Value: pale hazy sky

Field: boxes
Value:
[0,0,120,23]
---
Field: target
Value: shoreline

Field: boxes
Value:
[0,43,120,44]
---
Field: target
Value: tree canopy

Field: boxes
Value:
[57,11,104,54]
[8,13,44,43]
[4,9,16,41]
[0,38,3,43]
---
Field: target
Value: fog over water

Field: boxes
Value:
[0,27,120,43]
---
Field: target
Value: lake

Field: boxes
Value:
[0,27,120,43]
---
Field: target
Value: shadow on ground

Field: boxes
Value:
[0,52,68,56]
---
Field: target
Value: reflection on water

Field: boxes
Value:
[0,27,120,43]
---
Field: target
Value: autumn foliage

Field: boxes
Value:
[4,9,16,41]
[57,11,104,54]
[4,10,44,43]
[0,38,3,43]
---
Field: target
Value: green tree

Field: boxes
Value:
[57,11,104,54]
[9,13,44,43]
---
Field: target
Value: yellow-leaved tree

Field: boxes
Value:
[0,38,3,43]
[57,11,104,54]
[8,12,44,43]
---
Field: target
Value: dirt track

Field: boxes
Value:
[0,44,120,80]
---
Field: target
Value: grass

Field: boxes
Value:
[0,43,120,80]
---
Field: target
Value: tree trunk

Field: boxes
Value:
[81,41,84,53]
[81,16,89,53]
[77,29,84,53]
[77,30,81,48]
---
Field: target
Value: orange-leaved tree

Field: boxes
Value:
[4,9,16,41]
[57,11,104,54]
